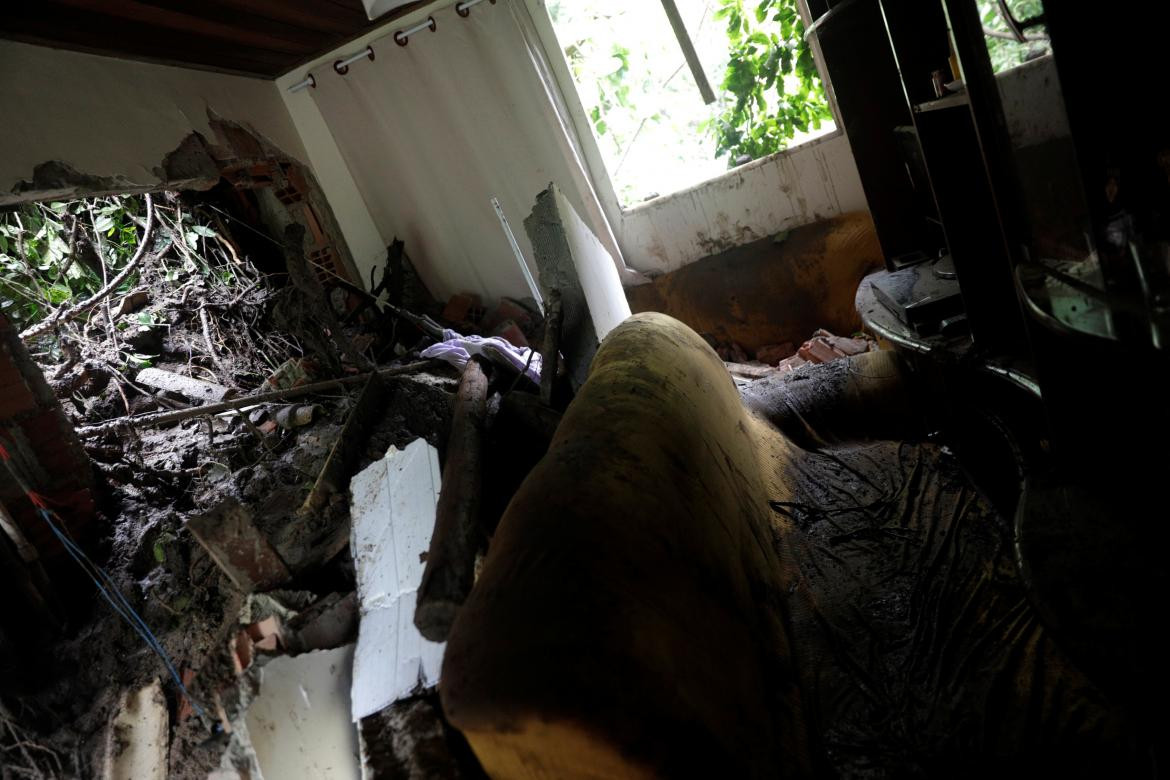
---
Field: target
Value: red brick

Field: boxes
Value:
[777,355,808,374]
[55,488,95,517]
[36,443,91,489]
[285,164,310,198]
[177,669,198,722]
[483,297,535,332]
[798,337,844,364]
[231,630,253,675]
[186,500,290,592]
[492,321,530,349]
[442,293,482,325]
[246,615,283,644]
[301,203,328,248]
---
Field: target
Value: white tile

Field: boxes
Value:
[349,439,445,721]
[246,646,361,780]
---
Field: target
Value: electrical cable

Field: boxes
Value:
[0,437,209,722]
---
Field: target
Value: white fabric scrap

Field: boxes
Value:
[348,439,445,721]
[421,329,542,384]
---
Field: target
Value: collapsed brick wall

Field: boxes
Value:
[0,313,95,559]
[0,121,358,588]
[205,120,357,287]
[14,118,360,289]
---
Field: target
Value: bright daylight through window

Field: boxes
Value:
[546,0,835,207]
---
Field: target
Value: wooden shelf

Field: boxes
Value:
[913,90,969,114]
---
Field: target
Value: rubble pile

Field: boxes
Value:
[721,327,879,384]
[1,195,548,778]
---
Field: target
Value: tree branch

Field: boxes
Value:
[20,193,155,341]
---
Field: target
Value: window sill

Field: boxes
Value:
[617,126,843,216]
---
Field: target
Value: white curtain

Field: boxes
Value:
[311,0,624,303]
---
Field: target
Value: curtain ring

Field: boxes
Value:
[456,0,496,18]
[334,46,375,75]
[395,16,437,46]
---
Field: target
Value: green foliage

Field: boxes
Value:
[978,0,1049,74]
[547,0,836,202]
[1,194,243,373]
[594,45,633,138]
[711,0,831,165]
[0,197,142,330]
[565,41,635,144]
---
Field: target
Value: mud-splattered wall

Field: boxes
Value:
[0,40,308,205]
[616,133,868,276]
[626,212,883,354]
[610,58,1065,277]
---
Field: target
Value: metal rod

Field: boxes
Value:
[491,197,543,311]
[75,361,435,437]
[395,16,437,46]
[659,0,716,104]
[288,74,316,93]
[334,45,374,75]
[456,0,495,17]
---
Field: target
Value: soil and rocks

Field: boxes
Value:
[0,193,514,778]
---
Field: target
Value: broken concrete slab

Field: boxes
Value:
[186,499,290,593]
[102,679,168,780]
[245,645,361,780]
[284,592,358,655]
[525,184,631,388]
[135,367,234,403]
[349,439,445,721]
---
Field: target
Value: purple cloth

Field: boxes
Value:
[421,329,542,384]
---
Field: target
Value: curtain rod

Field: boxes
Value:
[287,0,497,93]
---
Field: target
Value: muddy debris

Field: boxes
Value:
[2,194,553,778]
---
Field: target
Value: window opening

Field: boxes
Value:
[546,0,836,206]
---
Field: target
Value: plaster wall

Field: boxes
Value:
[0,39,308,204]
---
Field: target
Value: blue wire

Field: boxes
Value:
[40,510,207,720]
[37,508,208,721]
[0,445,209,723]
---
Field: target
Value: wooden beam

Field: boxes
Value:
[48,0,313,54]
[0,14,289,77]
[209,0,366,34]
[415,358,489,642]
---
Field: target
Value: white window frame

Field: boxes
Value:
[522,0,843,229]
